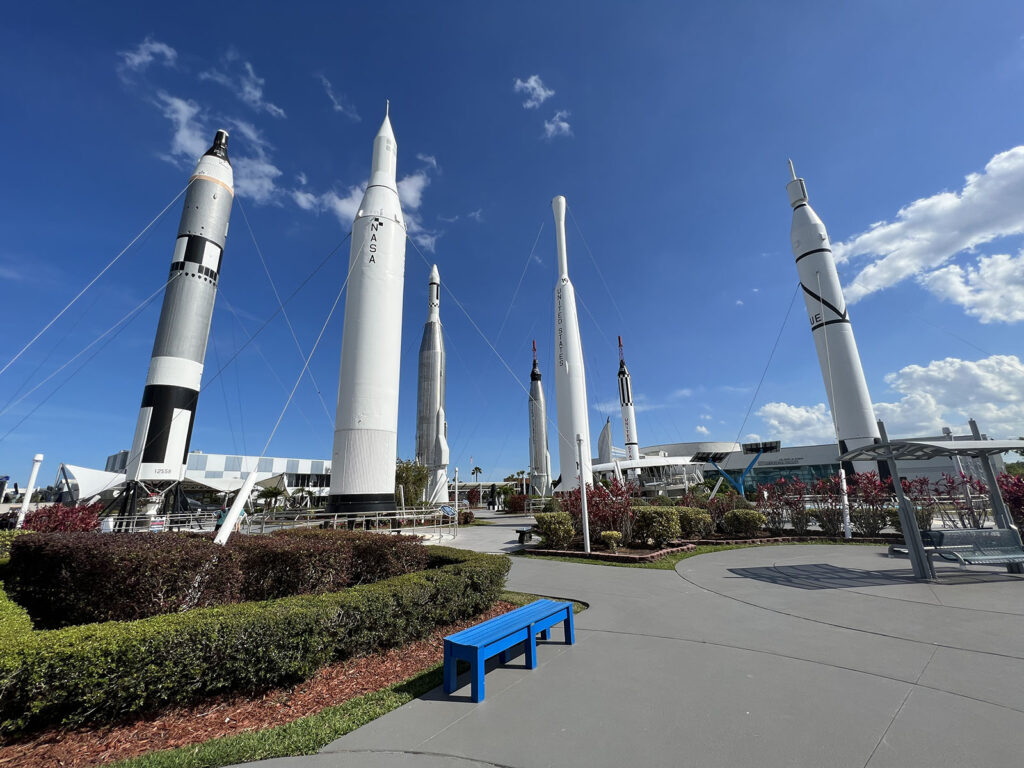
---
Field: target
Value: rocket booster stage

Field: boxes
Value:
[127,131,233,483]
[787,163,879,457]
[528,341,552,497]
[552,196,592,491]
[327,107,407,515]
[415,264,449,504]
[617,336,640,462]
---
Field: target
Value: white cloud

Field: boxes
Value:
[672,388,693,398]
[756,354,1024,444]
[416,154,438,171]
[735,299,744,306]
[118,37,176,77]
[743,433,762,442]
[834,145,1024,306]
[317,74,360,121]
[468,208,483,222]
[201,58,285,118]
[695,425,710,436]
[919,251,1024,323]
[398,170,430,210]
[323,185,366,227]
[153,92,207,160]
[543,110,572,139]
[757,402,835,445]
[700,413,712,420]
[291,189,319,210]
[296,172,308,186]
[513,75,554,108]
[225,119,283,204]
[593,394,662,415]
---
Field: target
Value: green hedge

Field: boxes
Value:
[724,509,767,537]
[677,508,714,538]
[632,507,681,547]
[0,546,508,735]
[0,582,32,644]
[534,511,574,548]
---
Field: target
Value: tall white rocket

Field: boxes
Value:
[787,163,879,462]
[552,196,592,491]
[327,106,407,515]
[415,264,449,504]
[617,336,640,461]
[528,341,553,497]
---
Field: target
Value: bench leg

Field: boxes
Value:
[471,649,485,703]
[538,628,550,641]
[564,609,575,644]
[443,642,457,694]
[526,630,538,670]
[1007,562,1024,575]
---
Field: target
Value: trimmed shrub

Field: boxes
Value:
[0,547,508,734]
[458,508,475,525]
[0,583,33,643]
[506,494,527,513]
[9,530,429,628]
[632,507,681,547]
[0,530,30,558]
[9,533,242,628]
[535,511,574,549]
[599,530,622,552]
[634,495,676,507]
[723,509,766,538]
[466,487,481,507]
[21,503,101,533]
[678,507,714,538]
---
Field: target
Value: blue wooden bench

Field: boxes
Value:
[443,598,574,702]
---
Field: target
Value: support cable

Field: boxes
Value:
[732,281,801,445]
[494,221,545,344]
[0,181,193,378]
[237,199,334,425]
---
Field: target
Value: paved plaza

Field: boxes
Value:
[237,536,1024,767]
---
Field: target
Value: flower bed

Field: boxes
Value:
[527,543,696,563]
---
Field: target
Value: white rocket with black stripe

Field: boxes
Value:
[787,162,879,461]
[327,106,406,515]
[126,130,233,483]
[617,335,640,462]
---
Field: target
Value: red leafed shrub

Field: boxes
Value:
[506,494,528,513]
[810,475,845,537]
[560,478,638,545]
[21,503,102,532]
[466,487,481,507]
[998,473,1024,528]
[8,529,428,628]
[8,532,241,628]
[271,529,428,587]
[847,472,892,537]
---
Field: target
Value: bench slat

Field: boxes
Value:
[446,600,568,646]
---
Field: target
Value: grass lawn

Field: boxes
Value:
[108,591,583,768]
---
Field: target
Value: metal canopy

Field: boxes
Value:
[839,439,1024,463]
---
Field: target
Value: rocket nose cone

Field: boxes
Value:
[205,130,230,163]
[429,264,440,283]
[377,106,396,142]
[552,195,567,218]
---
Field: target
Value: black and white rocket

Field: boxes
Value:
[552,196,592,491]
[617,336,640,462]
[787,162,879,463]
[415,264,449,504]
[126,131,233,484]
[528,341,552,496]
[327,106,407,515]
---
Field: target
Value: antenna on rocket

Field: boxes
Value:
[618,335,624,362]
[788,159,797,181]
[386,99,390,117]
[532,339,537,362]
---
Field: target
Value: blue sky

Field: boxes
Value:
[2,1,1024,486]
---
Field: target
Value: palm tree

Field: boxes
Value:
[257,486,284,513]
[472,466,482,483]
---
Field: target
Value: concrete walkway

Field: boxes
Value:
[236,545,1024,767]
[419,508,537,554]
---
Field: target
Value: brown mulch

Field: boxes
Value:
[0,601,518,768]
